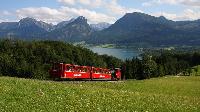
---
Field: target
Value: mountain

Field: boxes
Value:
[0,22,18,38]
[0,22,18,30]
[46,16,92,42]
[89,12,200,46]
[18,17,54,32]
[0,17,54,39]
[0,17,91,41]
[55,18,75,29]
[1,13,200,46]
[90,22,111,31]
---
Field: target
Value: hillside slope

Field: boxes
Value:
[0,76,200,112]
[47,16,92,42]
[90,12,200,46]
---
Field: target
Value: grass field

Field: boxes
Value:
[0,76,200,112]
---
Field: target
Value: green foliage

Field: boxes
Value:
[123,50,200,79]
[0,39,122,80]
[2,39,200,80]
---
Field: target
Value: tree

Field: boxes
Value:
[142,55,157,78]
[194,67,199,76]
[187,68,192,76]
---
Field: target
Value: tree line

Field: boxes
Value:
[122,50,200,79]
[0,39,200,80]
[0,39,122,80]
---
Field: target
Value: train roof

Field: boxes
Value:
[56,63,115,70]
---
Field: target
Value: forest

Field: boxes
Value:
[0,39,200,80]
[123,51,200,79]
[0,39,122,79]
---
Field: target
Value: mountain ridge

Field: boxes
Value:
[89,12,200,46]
[1,12,200,46]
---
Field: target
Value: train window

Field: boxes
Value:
[75,67,84,72]
[75,67,80,72]
[99,69,102,73]
[104,70,107,73]
[82,68,87,72]
[66,65,73,72]
[102,70,105,74]
[78,68,81,72]
[97,69,101,73]
[66,66,69,71]
[93,69,97,73]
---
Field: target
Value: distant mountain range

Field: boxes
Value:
[0,16,110,42]
[1,12,200,46]
[90,22,111,31]
[0,17,54,39]
[90,12,200,46]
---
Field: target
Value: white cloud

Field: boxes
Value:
[79,0,104,8]
[78,0,91,5]
[3,0,200,25]
[0,19,5,23]
[142,0,178,7]
[0,10,12,17]
[178,9,200,20]
[181,0,200,7]
[16,7,67,24]
[0,10,15,23]
[106,0,142,16]
[143,0,200,21]
[57,0,76,5]
[143,0,200,7]
[92,0,104,7]
[153,12,178,20]
[2,11,12,16]
[16,6,116,24]
[58,0,104,7]
[15,0,142,24]
[153,9,200,21]
[58,0,142,16]
[60,6,116,23]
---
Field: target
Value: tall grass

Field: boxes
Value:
[0,76,200,112]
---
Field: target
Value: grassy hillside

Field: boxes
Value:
[0,76,200,112]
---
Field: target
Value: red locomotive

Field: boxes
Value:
[49,63,121,81]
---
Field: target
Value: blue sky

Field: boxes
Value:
[0,0,200,24]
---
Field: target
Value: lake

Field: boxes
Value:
[88,47,142,60]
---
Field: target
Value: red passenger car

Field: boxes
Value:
[49,63,121,81]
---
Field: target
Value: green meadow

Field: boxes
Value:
[0,76,200,112]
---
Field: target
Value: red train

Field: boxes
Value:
[49,63,121,80]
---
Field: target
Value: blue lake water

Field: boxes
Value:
[88,47,141,60]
